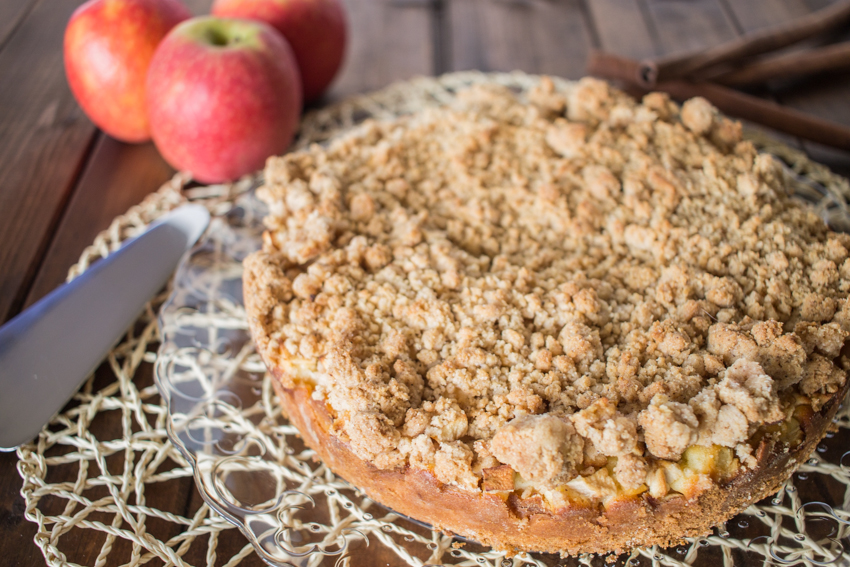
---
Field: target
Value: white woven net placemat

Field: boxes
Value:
[15,71,850,567]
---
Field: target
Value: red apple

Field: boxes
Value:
[211,0,347,102]
[146,17,302,184]
[64,0,191,142]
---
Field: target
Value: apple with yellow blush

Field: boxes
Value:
[64,0,191,142]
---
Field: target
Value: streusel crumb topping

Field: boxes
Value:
[245,77,849,492]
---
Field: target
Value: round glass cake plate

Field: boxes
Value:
[152,72,850,567]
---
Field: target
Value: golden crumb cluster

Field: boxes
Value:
[244,77,849,495]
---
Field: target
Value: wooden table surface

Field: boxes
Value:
[3,0,850,565]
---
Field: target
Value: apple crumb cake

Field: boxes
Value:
[243,76,850,555]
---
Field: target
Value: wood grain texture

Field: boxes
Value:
[328,0,435,100]
[777,73,850,177]
[643,0,738,55]
[804,0,842,11]
[0,0,39,49]
[585,0,658,59]
[0,449,44,567]
[447,0,593,78]
[588,0,658,78]
[719,0,809,32]
[770,0,850,175]
[0,0,97,323]
[22,138,175,308]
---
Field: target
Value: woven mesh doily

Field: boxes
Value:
[16,72,850,567]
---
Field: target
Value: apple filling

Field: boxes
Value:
[480,406,815,514]
[271,333,821,510]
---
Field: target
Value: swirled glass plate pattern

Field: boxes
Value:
[155,72,850,567]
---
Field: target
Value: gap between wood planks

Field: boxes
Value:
[431,0,450,75]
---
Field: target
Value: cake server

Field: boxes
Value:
[0,204,209,450]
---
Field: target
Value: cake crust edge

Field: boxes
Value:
[266,362,847,556]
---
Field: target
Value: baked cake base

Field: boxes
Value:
[270,370,848,556]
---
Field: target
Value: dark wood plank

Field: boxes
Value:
[328,0,435,100]
[0,0,98,323]
[528,0,597,78]
[803,0,839,11]
[447,0,594,79]
[719,0,809,31]
[585,0,658,59]
[0,0,39,49]
[0,451,45,567]
[587,0,660,88]
[22,138,175,308]
[772,72,850,177]
[643,0,738,55]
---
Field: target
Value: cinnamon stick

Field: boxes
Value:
[711,42,850,86]
[587,51,644,86]
[637,0,850,87]
[586,51,652,103]
[587,51,850,152]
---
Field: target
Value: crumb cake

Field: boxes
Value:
[243,77,850,555]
